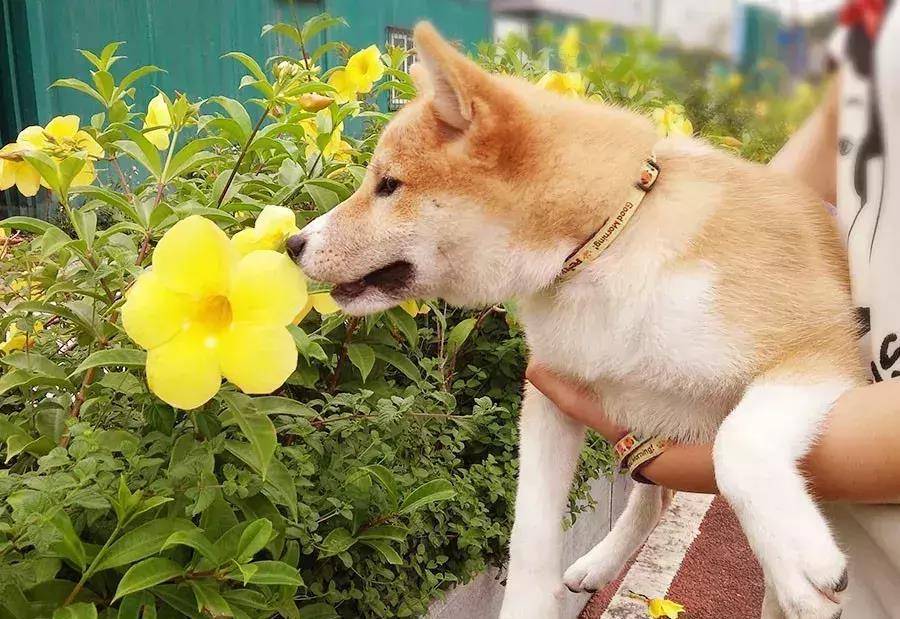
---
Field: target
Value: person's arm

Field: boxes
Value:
[527,365,900,503]
[768,76,840,204]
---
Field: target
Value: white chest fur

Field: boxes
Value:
[520,262,746,442]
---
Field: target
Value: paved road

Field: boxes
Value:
[580,495,764,619]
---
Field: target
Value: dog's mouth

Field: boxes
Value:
[332,260,416,303]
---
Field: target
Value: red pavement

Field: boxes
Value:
[580,497,764,619]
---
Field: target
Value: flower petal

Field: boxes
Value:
[152,215,237,297]
[228,250,307,326]
[219,323,297,394]
[146,328,222,409]
[122,270,193,350]
[255,205,299,239]
[74,131,104,158]
[44,115,80,140]
[310,292,340,315]
[17,126,48,150]
[15,162,41,197]
[231,228,265,257]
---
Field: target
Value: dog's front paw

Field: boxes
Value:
[500,575,565,619]
[562,548,624,593]
[765,535,848,619]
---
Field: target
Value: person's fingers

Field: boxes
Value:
[525,362,626,441]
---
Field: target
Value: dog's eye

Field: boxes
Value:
[375,176,402,197]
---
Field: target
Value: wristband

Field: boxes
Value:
[614,432,648,468]
[625,436,669,484]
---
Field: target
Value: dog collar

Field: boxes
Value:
[557,154,660,280]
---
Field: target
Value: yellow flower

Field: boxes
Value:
[10,115,103,189]
[122,216,307,409]
[652,104,693,137]
[1,322,43,354]
[727,73,743,89]
[231,205,300,257]
[294,93,334,112]
[0,143,41,197]
[537,71,584,97]
[294,291,341,324]
[345,45,385,94]
[327,69,357,104]
[143,93,172,150]
[300,115,352,161]
[647,598,685,619]
[559,25,580,71]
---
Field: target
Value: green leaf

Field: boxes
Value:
[288,325,328,363]
[69,206,96,248]
[1,351,67,380]
[235,518,272,563]
[361,539,403,565]
[319,528,356,558]
[50,78,107,106]
[74,186,141,224]
[303,182,339,211]
[5,434,54,462]
[220,392,276,481]
[300,13,347,43]
[227,560,303,586]
[223,52,268,83]
[11,300,98,338]
[53,602,97,619]
[114,128,162,177]
[71,348,147,376]
[446,318,477,358]
[113,558,183,601]
[372,346,421,382]
[22,151,60,194]
[347,343,375,382]
[361,465,399,510]
[209,97,252,142]
[399,479,456,514]
[153,585,205,619]
[297,604,339,619]
[96,518,196,571]
[41,226,73,258]
[1,216,65,236]
[386,307,419,350]
[163,137,225,182]
[357,524,407,543]
[188,581,231,617]
[49,510,87,570]
[162,529,219,565]
[91,69,115,102]
[114,66,165,101]
[35,407,67,441]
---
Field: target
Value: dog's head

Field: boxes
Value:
[289,23,623,314]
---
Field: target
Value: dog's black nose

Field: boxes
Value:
[285,234,306,261]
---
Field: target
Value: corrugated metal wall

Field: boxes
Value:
[0,0,492,211]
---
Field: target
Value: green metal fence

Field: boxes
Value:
[0,0,492,211]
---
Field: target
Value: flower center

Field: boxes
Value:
[195,294,233,334]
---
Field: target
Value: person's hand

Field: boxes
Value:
[525,362,628,443]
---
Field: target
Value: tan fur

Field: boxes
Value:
[294,24,866,617]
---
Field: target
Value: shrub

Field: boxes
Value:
[0,15,817,619]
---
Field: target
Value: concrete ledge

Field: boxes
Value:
[428,474,632,619]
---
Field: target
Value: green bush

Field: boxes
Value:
[0,15,817,619]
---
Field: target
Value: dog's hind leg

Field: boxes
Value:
[563,484,669,593]
[499,384,586,619]
[714,373,853,619]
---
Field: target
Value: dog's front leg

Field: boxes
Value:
[714,377,852,619]
[500,384,586,619]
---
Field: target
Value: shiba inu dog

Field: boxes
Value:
[289,23,864,619]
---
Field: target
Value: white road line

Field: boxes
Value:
[600,492,715,619]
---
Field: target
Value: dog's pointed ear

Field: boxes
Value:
[409,62,432,96]
[413,22,489,131]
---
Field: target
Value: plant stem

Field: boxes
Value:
[154,130,180,209]
[216,106,270,208]
[110,157,134,202]
[443,306,495,391]
[328,317,360,393]
[62,522,122,606]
